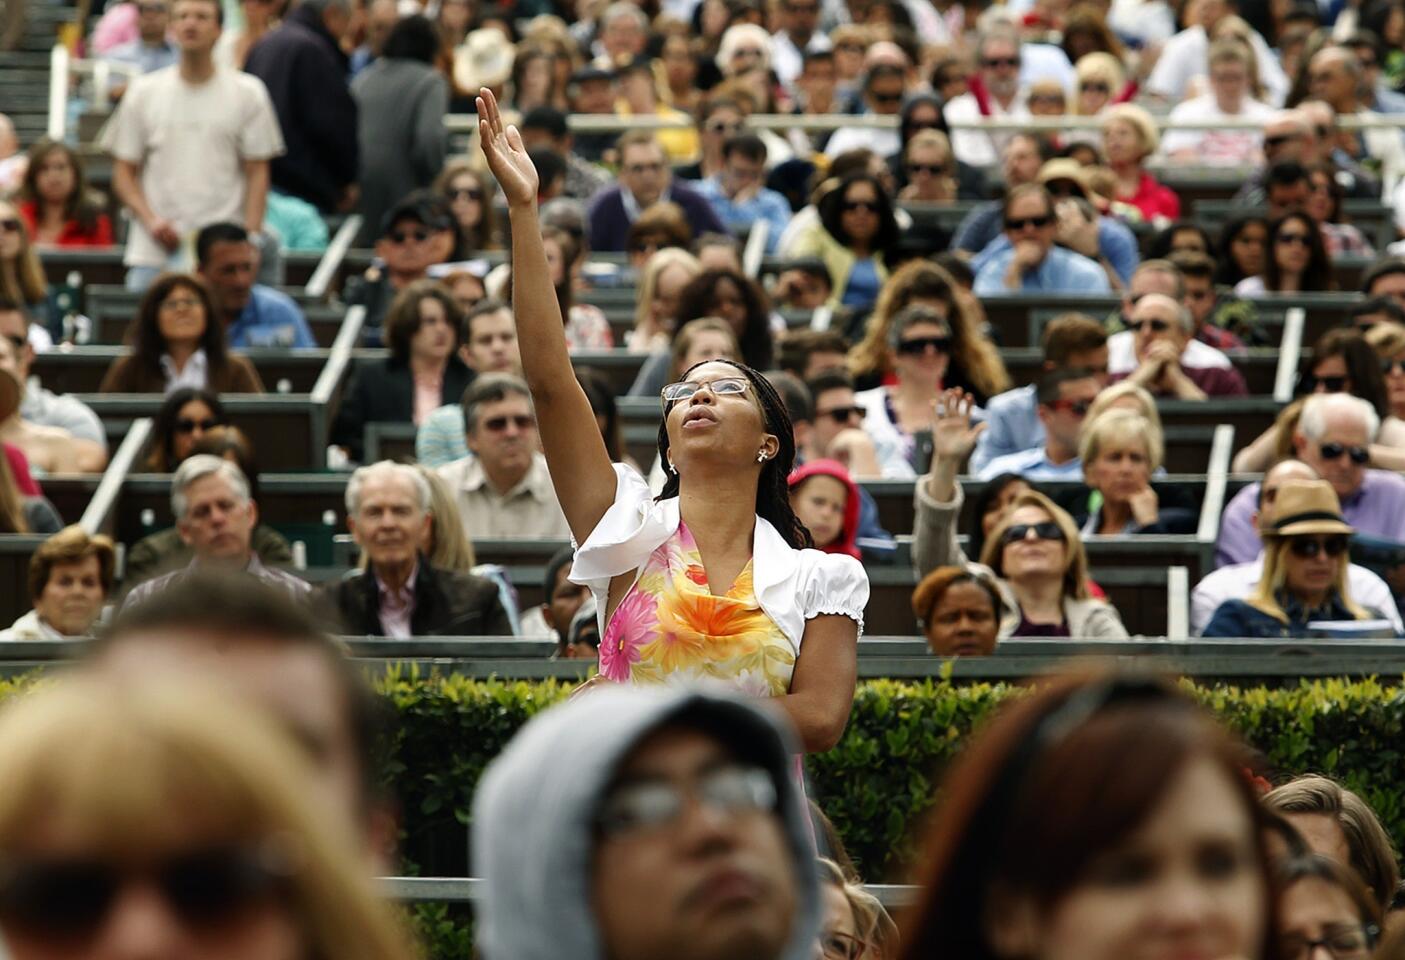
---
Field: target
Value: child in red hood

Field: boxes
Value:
[788,459,862,561]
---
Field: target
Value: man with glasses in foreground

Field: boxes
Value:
[472,685,819,960]
[1192,458,1402,635]
[973,185,1110,295]
[435,372,570,540]
[1215,394,1405,566]
[977,368,1102,481]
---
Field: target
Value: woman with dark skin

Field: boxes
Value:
[477,87,867,752]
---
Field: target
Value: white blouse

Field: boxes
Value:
[568,464,870,651]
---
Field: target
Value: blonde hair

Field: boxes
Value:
[418,464,477,571]
[817,858,898,959]
[1085,380,1160,433]
[1209,21,1266,100]
[1079,408,1164,473]
[980,490,1089,601]
[1365,320,1405,358]
[1248,534,1367,624]
[668,316,740,381]
[1102,103,1159,157]
[1073,52,1126,114]
[850,260,1010,396]
[0,677,418,960]
[634,247,702,341]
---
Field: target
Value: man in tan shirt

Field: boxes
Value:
[434,373,571,540]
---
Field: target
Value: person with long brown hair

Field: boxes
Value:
[898,671,1284,960]
[17,138,114,248]
[0,198,48,327]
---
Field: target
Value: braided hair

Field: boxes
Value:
[655,359,814,551]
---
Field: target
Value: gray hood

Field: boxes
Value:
[471,686,822,960]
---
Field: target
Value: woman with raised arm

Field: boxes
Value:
[477,88,868,753]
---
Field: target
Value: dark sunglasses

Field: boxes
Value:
[1263,133,1301,149]
[1125,317,1173,335]
[1049,398,1092,416]
[906,162,947,176]
[1002,521,1065,545]
[896,335,951,355]
[0,846,290,941]
[1314,374,1348,392]
[0,218,21,233]
[1005,214,1052,230]
[982,56,1019,68]
[819,405,864,424]
[842,200,880,213]
[872,91,903,105]
[450,188,482,201]
[388,229,431,245]
[1288,535,1349,558]
[1277,232,1312,247]
[175,417,221,434]
[1382,359,1405,375]
[1318,442,1369,464]
[482,414,535,432]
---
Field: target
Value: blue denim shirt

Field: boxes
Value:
[1202,591,1365,638]
[693,178,792,254]
[226,285,317,349]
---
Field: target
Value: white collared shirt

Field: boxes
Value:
[435,452,571,540]
[160,348,209,393]
[1191,554,1402,635]
[1107,330,1232,375]
[569,463,869,650]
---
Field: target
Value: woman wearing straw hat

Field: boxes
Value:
[1202,479,1391,637]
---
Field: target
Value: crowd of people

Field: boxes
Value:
[1,0,1405,951]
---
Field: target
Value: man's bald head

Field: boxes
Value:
[1256,458,1319,529]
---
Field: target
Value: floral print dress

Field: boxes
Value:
[598,521,796,699]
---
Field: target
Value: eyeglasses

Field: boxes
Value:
[982,56,1019,68]
[0,218,22,233]
[1002,521,1065,546]
[0,845,292,942]
[1277,232,1312,247]
[1318,442,1370,464]
[1079,81,1110,94]
[1049,398,1092,416]
[821,931,871,960]
[450,188,482,201]
[819,405,863,424]
[1125,317,1173,335]
[1382,358,1405,375]
[159,296,202,311]
[388,229,431,245]
[871,91,903,105]
[1314,374,1348,392]
[906,162,947,176]
[175,417,221,433]
[842,199,880,213]
[661,376,750,404]
[482,414,536,432]
[1005,214,1052,230]
[896,335,951,355]
[1279,923,1378,960]
[595,764,777,837]
[624,162,665,175]
[1288,535,1350,558]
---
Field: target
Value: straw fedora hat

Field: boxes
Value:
[454,28,515,92]
[1264,479,1355,538]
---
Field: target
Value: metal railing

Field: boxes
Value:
[306,215,363,300]
[79,417,151,536]
[47,44,142,141]
[311,304,365,406]
[1273,307,1307,404]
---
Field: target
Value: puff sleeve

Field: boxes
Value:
[799,552,869,639]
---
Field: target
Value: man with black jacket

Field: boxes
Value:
[320,461,511,637]
[244,0,359,213]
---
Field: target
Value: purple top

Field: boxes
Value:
[1215,469,1405,567]
[1108,365,1248,397]
[1013,616,1072,638]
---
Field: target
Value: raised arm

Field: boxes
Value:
[478,88,618,543]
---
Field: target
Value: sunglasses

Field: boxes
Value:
[1049,398,1092,416]
[1002,521,1065,546]
[1382,359,1405,375]
[1277,232,1312,247]
[1288,535,1349,558]
[872,91,903,105]
[1314,375,1348,392]
[1005,214,1052,230]
[450,188,482,201]
[819,405,863,424]
[175,417,221,433]
[482,414,536,432]
[1318,442,1369,464]
[0,218,21,233]
[1263,133,1301,149]
[896,335,951,355]
[0,846,290,942]
[906,162,947,176]
[982,56,1019,68]
[843,200,880,213]
[1125,317,1172,334]
[388,229,431,245]
[661,376,750,404]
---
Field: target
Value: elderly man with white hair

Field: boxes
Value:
[1216,394,1405,566]
[1109,290,1248,399]
[317,460,511,638]
[123,455,310,607]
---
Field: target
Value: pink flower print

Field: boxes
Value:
[599,591,659,681]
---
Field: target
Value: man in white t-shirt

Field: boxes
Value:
[1161,37,1274,165]
[942,24,1032,167]
[101,0,285,292]
[1144,0,1288,106]
[1107,260,1237,376]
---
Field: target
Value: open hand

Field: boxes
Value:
[930,388,986,464]
[477,87,539,209]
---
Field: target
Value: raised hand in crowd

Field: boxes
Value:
[477,88,539,212]
[1128,337,1206,400]
[926,387,986,505]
